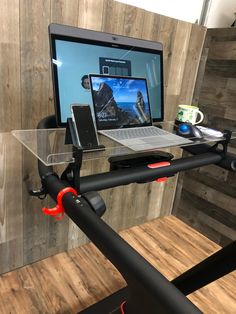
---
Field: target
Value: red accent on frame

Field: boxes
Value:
[147,161,170,183]
[156,177,168,183]
[147,161,170,169]
[42,187,78,220]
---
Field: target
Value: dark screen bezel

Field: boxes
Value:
[89,74,153,130]
[49,24,164,127]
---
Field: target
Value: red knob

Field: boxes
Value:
[42,187,78,220]
[42,204,64,220]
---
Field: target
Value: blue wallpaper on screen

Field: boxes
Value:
[55,40,162,122]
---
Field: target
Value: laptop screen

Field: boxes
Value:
[90,75,152,130]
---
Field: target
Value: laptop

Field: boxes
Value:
[89,74,192,151]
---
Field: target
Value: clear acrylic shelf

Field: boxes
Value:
[11,122,236,166]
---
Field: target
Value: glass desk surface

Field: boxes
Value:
[11,122,236,166]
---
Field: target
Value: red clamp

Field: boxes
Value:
[147,161,171,183]
[42,187,78,220]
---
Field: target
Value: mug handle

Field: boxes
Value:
[195,110,204,124]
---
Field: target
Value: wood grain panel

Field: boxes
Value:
[176,175,236,245]
[122,3,145,37]
[0,0,21,236]
[192,47,209,104]
[0,0,206,273]
[174,27,236,246]
[78,0,105,30]
[20,0,56,265]
[166,21,192,97]
[180,188,236,237]
[102,0,126,34]
[0,0,21,132]
[158,16,178,90]
[0,135,23,243]
[208,27,236,41]
[183,173,236,215]
[0,216,235,313]
[179,24,207,105]
[176,200,222,244]
[51,0,80,25]
[0,1,23,274]
[141,10,160,41]
[0,134,23,274]
[205,59,236,78]
[208,41,236,60]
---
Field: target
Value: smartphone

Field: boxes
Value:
[71,104,100,150]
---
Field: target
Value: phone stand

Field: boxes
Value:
[65,118,105,152]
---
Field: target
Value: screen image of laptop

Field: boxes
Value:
[89,74,192,151]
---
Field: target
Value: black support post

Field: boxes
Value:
[172,241,236,295]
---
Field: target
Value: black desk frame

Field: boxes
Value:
[33,115,236,314]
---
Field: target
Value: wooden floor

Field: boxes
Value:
[0,216,235,313]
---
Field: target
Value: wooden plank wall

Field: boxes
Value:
[0,0,206,274]
[173,28,236,246]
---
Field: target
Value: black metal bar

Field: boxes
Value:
[79,152,222,193]
[37,114,58,129]
[35,115,202,312]
[40,173,201,313]
[183,143,236,171]
[172,241,236,295]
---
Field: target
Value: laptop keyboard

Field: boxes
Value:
[102,126,168,140]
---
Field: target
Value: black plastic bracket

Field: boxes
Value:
[71,146,83,193]
[29,171,59,199]
[82,191,106,217]
[62,118,83,193]
[29,186,48,199]
[65,118,80,146]
[65,117,105,152]
[108,151,174,171]
[209,129,232,157]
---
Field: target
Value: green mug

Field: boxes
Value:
[176,105,204,125]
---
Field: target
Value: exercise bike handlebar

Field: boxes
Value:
[38,166,202,313]
[78,152,222,193]
[36,115,233,313]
